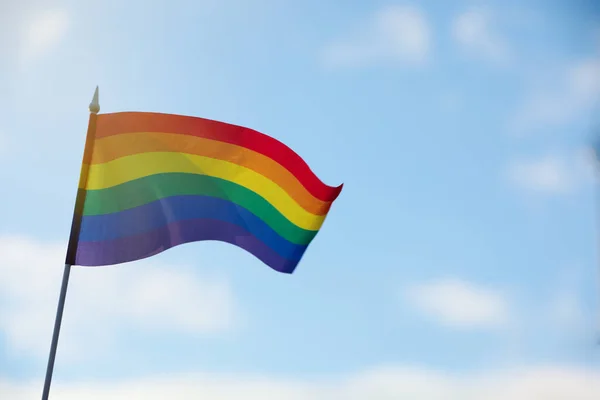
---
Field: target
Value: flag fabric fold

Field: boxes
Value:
[66,112,342,273]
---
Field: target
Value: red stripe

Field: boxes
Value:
[96,112,343,202]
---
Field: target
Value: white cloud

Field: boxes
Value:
[2,365,600,399]
[19,10,69,64]
[452,8,510,65]
[506,155,572,194]
[322,5,431,68]
[512,56,600,133]
[0,235,236,361]
[405,278,510,329]
[505,150,594,195]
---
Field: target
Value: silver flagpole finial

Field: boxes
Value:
[89,86,100,114]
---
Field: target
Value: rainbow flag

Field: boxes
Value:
[65,112,342,273]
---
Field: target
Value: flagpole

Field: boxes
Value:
[593,137,600,345]
[41,264,71,400]
[41,87,100,400]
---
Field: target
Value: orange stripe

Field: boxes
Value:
[91,131,332,216]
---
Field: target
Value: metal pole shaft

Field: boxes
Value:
[40,86,100,399]
[41,264,72,400]
[595,161,600,344]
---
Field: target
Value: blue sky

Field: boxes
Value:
[1,0,600,398]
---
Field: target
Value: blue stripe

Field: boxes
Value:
[79,195,308,261]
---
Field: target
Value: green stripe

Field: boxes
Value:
[82,173,317,245]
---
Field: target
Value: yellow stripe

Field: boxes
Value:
[83,152,326,231]
[89,131,332,216]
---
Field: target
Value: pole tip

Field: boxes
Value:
[89,86,100,114]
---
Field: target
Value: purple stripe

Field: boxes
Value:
[75,218,299,273]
